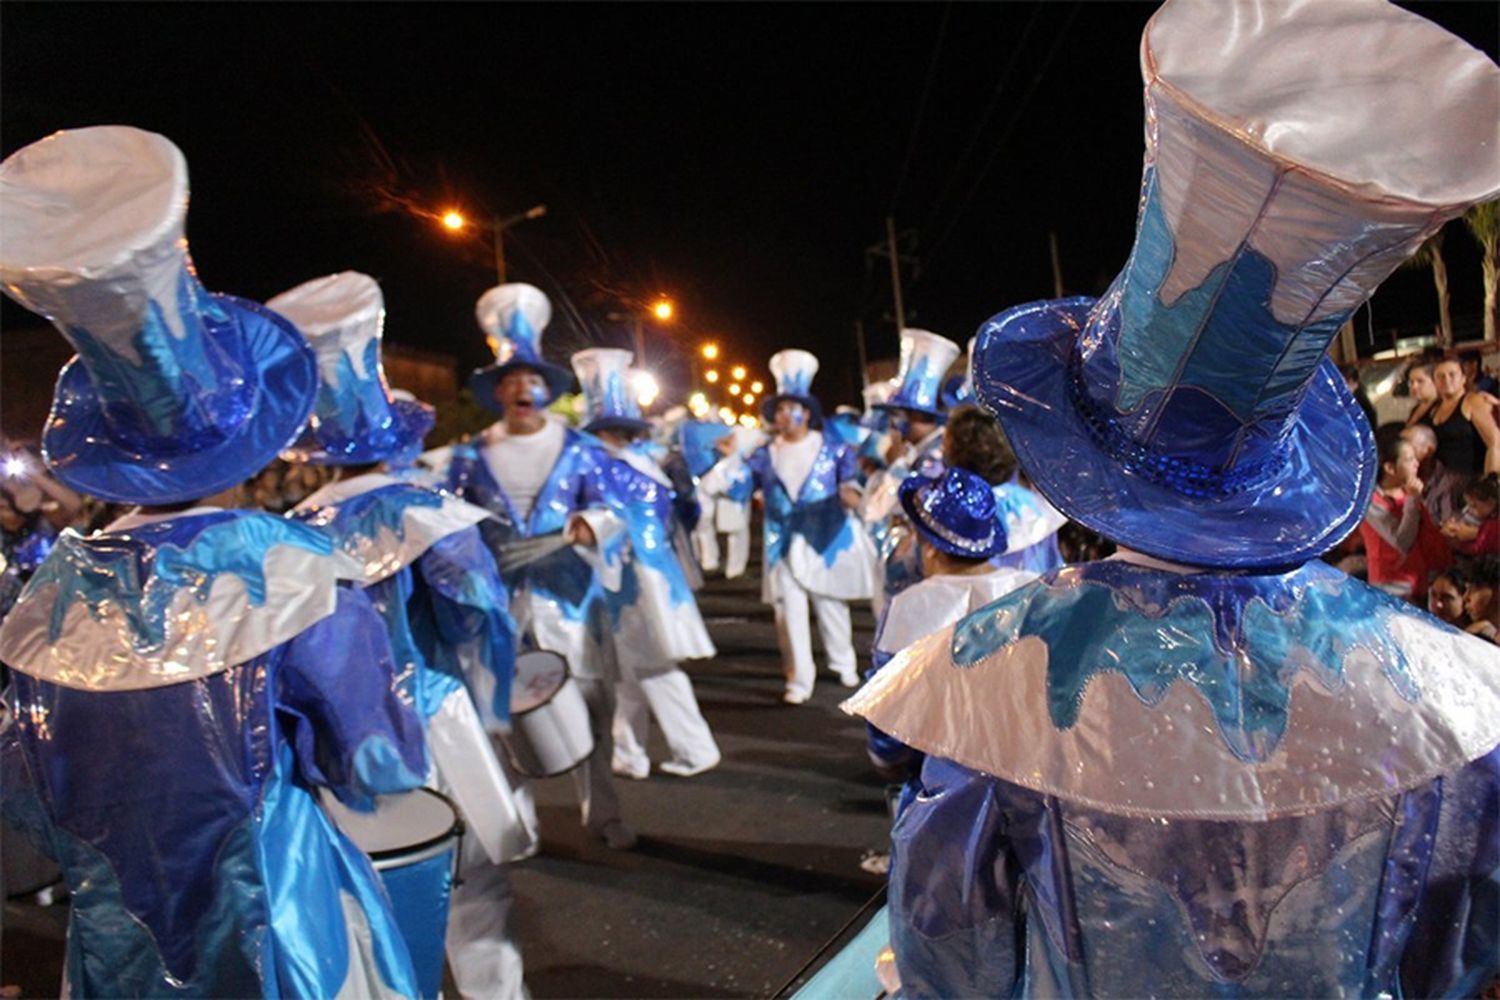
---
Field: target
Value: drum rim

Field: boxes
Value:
[362,787,464,862]
[512,648,574,717]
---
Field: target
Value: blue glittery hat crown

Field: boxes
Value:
[572,347,650,435]
[270,272,434,466]
[879,329,961,419]
[761,349,823,422]
[973,0,1500,569]
[0,127,317,505]
[469,282,574,413]
[899,466,1007,560]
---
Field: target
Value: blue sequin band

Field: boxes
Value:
[1065,356,1288,499]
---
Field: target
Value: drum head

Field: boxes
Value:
[512,649,570,714]
[321,787,460,860]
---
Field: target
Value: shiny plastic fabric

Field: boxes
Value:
[887,749,1500,998]
[378,849,456,1000]
[469,284,574,413]
[2,585,427,998]
[848,556,1500,822]
[971,0,1500,569]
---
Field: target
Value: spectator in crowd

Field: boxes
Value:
[1359,423,1451,600]
[1402,359,1440,426]
[1442,473,1500,558]
[1461,352,1499,396]
[1426,357,1500,477]
[1462,557,1499,643]
[1340,363,1377,428]
[1427,567,1469,627]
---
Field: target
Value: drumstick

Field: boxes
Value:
[494,532,572,572]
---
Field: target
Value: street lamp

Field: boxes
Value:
[750,380,764,394]
[652,298,674,321]
[705,370,720,384]
[438,203,547,284]
[731,366,747,381]
[701,343,720,361]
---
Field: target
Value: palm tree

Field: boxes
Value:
[1465,200,1499,344]
[1402,228,1452,348]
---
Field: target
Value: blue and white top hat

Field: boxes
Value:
[973,0,1500,570]
[468,282,574,414]
[879,329,961,420]
[270,272,435,466]
[572,347,650,435]
[898,466,1007,560]
[0,127,317,506]
[761,349,823,422]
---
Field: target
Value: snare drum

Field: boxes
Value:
[501,649,594,778]
[322,788,462,1000]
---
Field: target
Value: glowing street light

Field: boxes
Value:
[728,383,741,395]
[738,414,758,429]
[651,298,674,321]
[435,203,546,283]
[701,342,720,361]
[632,370,660,409]
[718,406,736,425]
[441,210,466,231]
[750,380,763,394]
[705,370,720,384]
[742,393,755,405]
[688,392,710,415]
[731,366,747,381]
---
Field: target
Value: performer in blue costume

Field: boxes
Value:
[684,417,761,580]
[272,271,532,999]
[572,348,722,779]
[423,283,636,849]
[0,126,427,998]
[704,350,876,703]
[847,3,1500,994]
[859,330,963,614]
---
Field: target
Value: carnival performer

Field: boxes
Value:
[684,417,760,580]
[572,349,722,779]
[703,350,875,703]
[272,271,532,999]
[0,126,428,998]
[865,467,1035,793]
[424,283,636,850]
[846,2,1500,994]
[859,330,963,613]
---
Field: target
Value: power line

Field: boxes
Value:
[886,2,954,218]
[922,2,1081,272]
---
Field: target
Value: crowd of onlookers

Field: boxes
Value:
[1344,349,1500,643]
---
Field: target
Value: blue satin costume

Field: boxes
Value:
[854,559,1500,998]
[0,511,427,998]
[733,439,863,585]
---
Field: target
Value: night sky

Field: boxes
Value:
[3,2,1496,409]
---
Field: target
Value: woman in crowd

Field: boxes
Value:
[1427,567,1469,627]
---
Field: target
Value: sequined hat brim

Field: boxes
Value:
[973,297,1376,570]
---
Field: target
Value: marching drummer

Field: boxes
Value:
[0,127,428,998]
[571,348,722,780]
[423,283,637,850]
[274,272,531,1000]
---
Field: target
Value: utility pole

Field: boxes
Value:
[854,319,869,388]
[490,204,548,285]
[1049,231,1065,298]
[885,216,907,332]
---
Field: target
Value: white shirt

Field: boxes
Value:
[482,418,565,519]
[770,431,823,501]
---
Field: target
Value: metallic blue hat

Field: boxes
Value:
[271,272,435,466]
[939,373,971,411]
[899,467,1007,560]
[469,283,574,413]
[0,127,318,506]
[760,349,823,423]
[680,417,732,478]
[973,0,1500,570]
[878,329,961,420]
[825,409,867,449]
[860,380,895,431]
[572,347,650,435]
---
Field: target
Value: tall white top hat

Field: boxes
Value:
[0,126,317,504]
[972,0,1500,569]
[881,329,962,419]
[571,347,649,434]
[269,272,434,465]
[762,349,822,421]
[468,282,573,413]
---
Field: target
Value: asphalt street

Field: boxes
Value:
[1,554,893,999]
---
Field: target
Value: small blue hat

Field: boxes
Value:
[899,467,1007,560]
[761,349,823,423]
[469,283,574,413]
[972,0,1500,570]
[572,347,650,435]
[939,373,971,411]
[0,127,317,506]
[878,329,961,420]
[825,409,867,449]
[271,272,435,466]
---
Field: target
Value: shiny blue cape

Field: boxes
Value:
[743,439,861,569]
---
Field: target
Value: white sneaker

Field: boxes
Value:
[612,761,649,780]
[659,755,720,778]
[836,670,860,688]
[783,688,810,705]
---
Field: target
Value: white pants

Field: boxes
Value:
[613,665,721,775]
[771,562,858,699]
[693,511,721,572]
[693,509,750,578]
[722,523,751,579]
[445,824,528,1000]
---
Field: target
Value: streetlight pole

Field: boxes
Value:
[489,204,547,285]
